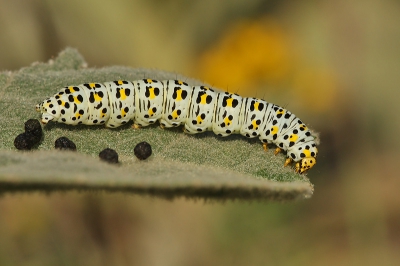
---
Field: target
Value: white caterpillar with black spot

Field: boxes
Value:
[36,79,318,173]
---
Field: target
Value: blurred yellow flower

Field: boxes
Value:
[292,67,338,112]
[195,17,338,113]
[197,18,291,91]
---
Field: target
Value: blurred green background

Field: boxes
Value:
[1,0,399,265]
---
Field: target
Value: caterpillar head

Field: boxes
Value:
[35,97,60,124]
[289,139,318,174]
[295,157,316,174]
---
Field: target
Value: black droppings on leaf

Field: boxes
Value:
[55,137,77,151]
[99,148,119,164]
[24,119,42,143]
[134,141,152,160]
[14,119,42,150]
[14,133,36,150]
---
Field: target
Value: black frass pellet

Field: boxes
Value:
[55,137,77,151]
[14,119,43,150]
[134,141,152,160]
[99,148,119,164]
[14,133,36,150]
[24,119,42,143]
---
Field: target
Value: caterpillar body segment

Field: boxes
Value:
[212,92,243,137]
[184,86,217,134]
[160,80,191,128]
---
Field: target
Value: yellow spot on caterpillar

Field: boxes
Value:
[94,93,102,102]
[177,80,183,85]
[203,86,210,90]
[251,119,259,130]
[224,116,232,126]
[254,102,260,111]
[171,110,179,119]
[271,126,278,135]
[289,134,298,142]
[101,108,107,115]
[148,108,155,116]
[148,88,156,99]
[303,149,311,157]
[118,80,123,85]
[120,89,127,100]
[200,93,209,104]
[277,109,285,115]
[146,79,153,84]
[121,108,127,117]
[68,86,75,92]
[226,98,234,107]
[89,83,96,88]
[197,115,204,124]
[176,89,183,101]
[74,96,82,104]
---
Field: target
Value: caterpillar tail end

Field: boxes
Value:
[35,104,49,124]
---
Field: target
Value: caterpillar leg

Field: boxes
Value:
[262,143,268,151]
[284,158,292,167]
[274,147,281,155]
[132,124,141,129]
[39,113,54,124]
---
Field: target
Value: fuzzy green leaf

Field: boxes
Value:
[0,48,314,201]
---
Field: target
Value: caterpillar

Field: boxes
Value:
[36,79,318,173]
